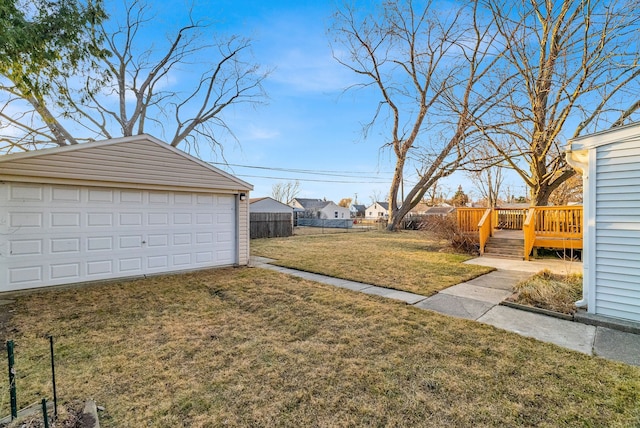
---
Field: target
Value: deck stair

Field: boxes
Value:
[483,230,525,259]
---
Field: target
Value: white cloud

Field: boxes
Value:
[244,124,280,141]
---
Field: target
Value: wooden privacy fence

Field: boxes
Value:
[250,212,293,239]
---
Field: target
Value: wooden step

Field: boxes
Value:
[483,236,525,259]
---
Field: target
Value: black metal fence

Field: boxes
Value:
[250,212,293,239]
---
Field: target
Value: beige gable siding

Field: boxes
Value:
[0,137,251,192]
[595,140,640,322]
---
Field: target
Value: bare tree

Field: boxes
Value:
[478,0,640,206]
[271,181,300,205]
[424,181,449,207]
[331,0,508,230]
[467,146,505,207]
[548,174,582,206]
[1,0,268,153]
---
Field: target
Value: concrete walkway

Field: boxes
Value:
[251,256,640,367]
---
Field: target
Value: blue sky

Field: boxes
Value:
[107,0,527,205]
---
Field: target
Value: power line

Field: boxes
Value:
[236,174,390,184]
[207,161,393,179]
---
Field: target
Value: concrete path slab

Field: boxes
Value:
[465,271,532,290]
[359,286,424,304]
[478,305,596,354]
[465,256,582,275]
[593,327,640,366]
[440,282,513,305]
[250,256,275,266]
[414,294,494,320]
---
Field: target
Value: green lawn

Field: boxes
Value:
[251,230,492,296]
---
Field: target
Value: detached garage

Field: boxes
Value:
[0,135,252,292]
[567,122,640,323]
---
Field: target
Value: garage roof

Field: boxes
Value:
[0,135,252,192]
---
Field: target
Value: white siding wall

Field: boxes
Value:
[595,141,640,321]
[319,203,350,219]
[365,203,388,219]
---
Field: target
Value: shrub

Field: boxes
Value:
[418,213,478,254]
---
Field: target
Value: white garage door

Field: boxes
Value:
[0,183,237,291]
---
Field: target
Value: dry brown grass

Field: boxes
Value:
[1,268,639,427]
[251,230,491,296]
[509,270,583,314]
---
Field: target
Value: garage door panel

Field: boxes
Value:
[119,235,143,249]
[9,239,43,256]
[9,266,43,284]
[119,212,143,226]
[196,252,213,263]
[50,263,80,280]
[147,234,168,247]
[174,194,192,204]
[9,212,43,228]
[172,253,191,265]
[88,189,114,203]
[52,187,81,202]
[147,255,169,269]
[148,213,169,225]
[9,184,43,201]
[51,238,81,254]
[173,213,192,225]
[87,260,113,276]
[87,237,113,251]
[119,258,142,273]
[173,234,191,245]
[1,183,238,291]
[121,191,144,203]
[51,212,81,228]
[88,212,114,227]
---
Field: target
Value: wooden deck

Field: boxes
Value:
[457,206,583,260]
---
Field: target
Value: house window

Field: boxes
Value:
[369,211,372,216]
[379,212,384,217]
[334,211,338,218]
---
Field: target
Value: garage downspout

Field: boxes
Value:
[565,148,589,308]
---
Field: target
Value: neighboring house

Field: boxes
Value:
[291,198,350,220]
[350,204,366,218]
[249,197,294,238]
[250,197,294,214]
[0,135,252,292]
[365,201,389,219]
[408,203,431,216]
[424,206,455,216]
[567,122,640,323]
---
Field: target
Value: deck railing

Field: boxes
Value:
[523,208,536,260]
[456,208,487,233]
[493,208,527,230]
[532,206,582,238]
[456,205,583,260]
[478,209,492,255]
